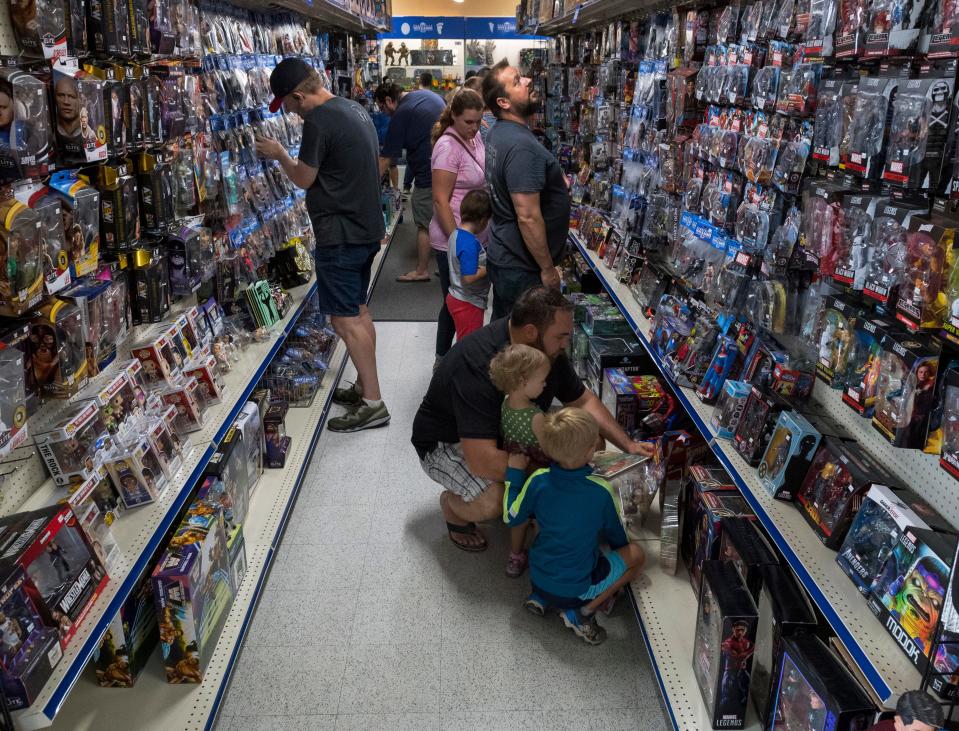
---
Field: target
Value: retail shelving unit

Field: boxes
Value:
[14,219,397,730]
[233,0,388,34]
[570,231,940,719]
[521,0,672,35]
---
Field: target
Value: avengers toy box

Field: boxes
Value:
[842,316,901,417]
[718,516,778,601]
[732,386,789,466]
[838,484,952,596]
[602,370,667,436]
[692,560,758,730]
[796,437,905,549]
[752,565,817,727]
[868,527,958,684]
[93,568,158,687]
[757,410,821,501]
[0,565,61,711]
[926,537,959,700]
[768,635,875,731]
[680,464,737,572]
[202,424,251,527]
[872,331,941,448]
[0,504,107,648]
[710,380,751,439]
[152,497,234,684]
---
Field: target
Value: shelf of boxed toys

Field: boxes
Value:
[571,231,923,706]
[624,497,762,731]
[7,273,323,730]
[522,0,676,35]
[41,216,397,731]
[228,0,386,35]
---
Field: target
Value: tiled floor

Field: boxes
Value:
[216,322,669,730]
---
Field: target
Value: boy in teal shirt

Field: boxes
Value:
[503,407,645,645]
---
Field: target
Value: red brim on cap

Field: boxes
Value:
[269,97,284,113]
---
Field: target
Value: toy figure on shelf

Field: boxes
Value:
[384,41,395,65]
[698,336,736,402]
[398,42,409,65]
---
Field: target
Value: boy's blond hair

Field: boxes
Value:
[539,407,599,463]
[489,344,549,394]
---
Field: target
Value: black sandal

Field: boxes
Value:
[446,521,487,552]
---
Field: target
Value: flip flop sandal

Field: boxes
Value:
[446,521,487,552]
[396,273,430,282]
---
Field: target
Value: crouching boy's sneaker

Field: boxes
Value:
[560,608,607,645]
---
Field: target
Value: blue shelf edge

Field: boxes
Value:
[39,278,321,724]
[571,233,893,703]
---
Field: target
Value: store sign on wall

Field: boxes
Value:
[383,16,466,38]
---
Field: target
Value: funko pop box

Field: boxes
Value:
[868,527,958,681]
[692,560,758,730]
[768,634,875,731]
[838,484,953,596]
[0,565,62,711]
[0,504,107,648]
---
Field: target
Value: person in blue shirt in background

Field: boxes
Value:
[503,407,646,645]
[375,79,445,283]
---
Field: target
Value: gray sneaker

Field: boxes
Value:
[328,402,390,432]
[332,382,364,408]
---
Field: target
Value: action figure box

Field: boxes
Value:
[692,560,758,730]
[202,426,250,527]
[868,526,958,679]
[926,537,959,700]
[838,484,952,596]
[52,61,108,165]
[680,464,737,572]
[940,367,959,477]
[0,566,62,710]
[752,564,818,726]
[93,570,157,687]
[840,76,897,179]
[26,190,70,296]
[49,171,100,280]
[895,214,954,331]
[233,402,263,494]
[59,277,125,375]
[842,316,902,417]
[31,299,90,399]
[710,380,751,439]
[227,525,246,594]
[872,331,941,448]
[0,198,44,318]
[146,417,182,481]
[758,410,821,501]
[718,516,778,601]
[264,403,288,469]
[768,634,875,731]
[152,498,234,684]
[35,401,108,487]
[125,247,170,325]
[96,161,140,252]
[602,370,667,436]
[687,491,756,596]
[732,386,790,466]
[587,335,650,400]
[583,303,632,338]
[0,504,108,648]
[815,296,864,388]
[796,437,905,549]
[67,466,122,574]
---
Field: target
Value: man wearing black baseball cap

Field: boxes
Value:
[256,58,390,433]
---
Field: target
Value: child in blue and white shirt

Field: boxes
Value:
[445,189,491,341]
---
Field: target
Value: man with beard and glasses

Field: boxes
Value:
[411,287,655,554]
[482,59,570,319]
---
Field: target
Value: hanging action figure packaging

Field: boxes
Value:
[732,386,790,466]
[49,171,100,279]
[0,197,45,318]
[872,330,941,447]
[865,0,935,57]
[53,60,108,165]
[896,210,955,331]
[842,315,902,416]
[816,295,866,387]
[757,410,821,501]
[797,436,906,549]
[837,483,953,595]
[862,198,926,305]
[0,69,53,182]
[692,560,758,730]
[10,0,85,61]
[31,299,89,399]
[841,75,898,179]
[97,161,139,252]
[882,66,956,189]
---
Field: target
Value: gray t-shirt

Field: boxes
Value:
[297,96,386,246]
[485,119,570,272]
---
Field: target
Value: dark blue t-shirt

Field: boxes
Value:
[381,89,445,188]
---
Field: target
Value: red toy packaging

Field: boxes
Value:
[131,328,183,388]
[0,504,108,647]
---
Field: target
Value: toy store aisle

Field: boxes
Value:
[213,321,670,731]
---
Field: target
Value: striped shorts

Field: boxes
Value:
[419,442,491,503]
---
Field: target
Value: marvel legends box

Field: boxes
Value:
[768,635,875,731]
[686,491,756,596]
[838,484,952,595]
[752,565,817,726]
[718,517,778,601]
[868,527,958,681]
[693,561,758,730]
[680,464,737,573]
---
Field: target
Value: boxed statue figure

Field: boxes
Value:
[757,410,821,501]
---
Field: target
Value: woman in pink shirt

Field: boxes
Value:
[430,89,486,367]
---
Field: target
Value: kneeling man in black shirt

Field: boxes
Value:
[411,286,654,553]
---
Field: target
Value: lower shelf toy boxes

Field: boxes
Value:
[152,497,234,684]
[0,566,62,710]
[93,569,158,687]
[0,503,107,648]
